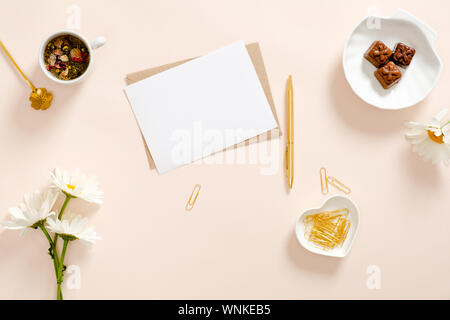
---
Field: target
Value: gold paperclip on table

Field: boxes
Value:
[185,184,201,211]
[327,176,351,195]
[320,167,351,195]
[320,167,328,195]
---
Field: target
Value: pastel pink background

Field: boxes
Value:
[1,0,449,299]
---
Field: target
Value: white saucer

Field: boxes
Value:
[343,9,442,110]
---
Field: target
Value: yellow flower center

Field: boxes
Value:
[66,184,76,190]
[427,130,444,144]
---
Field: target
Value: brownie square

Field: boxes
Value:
[364,41,392,68]
[374,61,402,89]
[392,42,416,68]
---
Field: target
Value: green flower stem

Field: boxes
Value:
[53,194,72,254]
[442,121,450,129]
[56,239,69,301]
[58,193,72,220]
[39,224,59,278]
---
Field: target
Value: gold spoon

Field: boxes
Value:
[0,40,53,110]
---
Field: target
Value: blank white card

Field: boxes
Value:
[124,41,278,173]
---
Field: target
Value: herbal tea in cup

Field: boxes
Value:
[43,35,90,81]
[39,31,105,84]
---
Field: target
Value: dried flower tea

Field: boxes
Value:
[44,35,89,80]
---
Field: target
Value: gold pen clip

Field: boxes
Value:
[285,147,289,174]
[185,184,201,211]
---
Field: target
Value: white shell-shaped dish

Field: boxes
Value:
[343,9,442,110]
[295,195,360,258]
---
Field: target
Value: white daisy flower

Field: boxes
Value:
[50,168,103,204]
[46,212,100,244]
[405,108,450,165]
[1,189,58,233]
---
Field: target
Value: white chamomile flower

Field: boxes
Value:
[46,212,100,244]
[1,189,58,233]
[50,168,103,204]
[405,108,450,165]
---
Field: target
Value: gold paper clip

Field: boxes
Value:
[185,184,201,211]
[320,167,328,195]
[327,176,351,195]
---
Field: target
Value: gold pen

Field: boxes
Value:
[285,75,294,189]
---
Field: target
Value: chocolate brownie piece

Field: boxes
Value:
[374,61,402,89]
[364,41,392,68]
[392,42,416,68]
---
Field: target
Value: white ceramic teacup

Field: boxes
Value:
[39,30,106,84]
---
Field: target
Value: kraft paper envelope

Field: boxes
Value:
[125,42,281,170]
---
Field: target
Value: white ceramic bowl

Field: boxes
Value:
[343,9,442,110]
[39,30,106,85]
[295,195,360,258]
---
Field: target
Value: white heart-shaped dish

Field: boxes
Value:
[343,9,442,110]
[295,195,360,258]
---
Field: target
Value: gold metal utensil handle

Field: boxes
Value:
[0,40,36,91]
